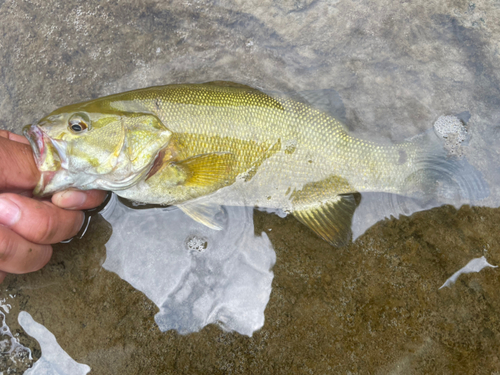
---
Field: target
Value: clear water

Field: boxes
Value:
[19,312,90,375]
[101,195,275,336]
[1,0,500,373]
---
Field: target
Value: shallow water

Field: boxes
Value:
[1,0,500,373]
[101,196,275,336]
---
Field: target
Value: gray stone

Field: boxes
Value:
[1,0,500,373]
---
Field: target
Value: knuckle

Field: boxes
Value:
[36,212,58,244]
[35,203,80,244]
[0,171,8,191]
[0,193,19,200]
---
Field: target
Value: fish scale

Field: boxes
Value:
[25,82,444,245]
[134,85,418,195]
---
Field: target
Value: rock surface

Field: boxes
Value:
[1,0,500,373]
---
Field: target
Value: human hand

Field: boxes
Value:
[0,130,107,283]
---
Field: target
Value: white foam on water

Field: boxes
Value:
[0,310,32,364]
[0,298,11,314]
[433,115,468,157]
[17,311,90,375]
[101,194,276,336]
[439,256,497,289]
[433,115,467,143]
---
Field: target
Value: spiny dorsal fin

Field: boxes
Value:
[198,82,284,110]
[293,194,360,246]
[178,201,226,230]
[201,81,262,92]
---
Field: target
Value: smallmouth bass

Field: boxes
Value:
[24,82,479,245]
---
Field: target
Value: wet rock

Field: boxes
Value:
[1,0,500,373]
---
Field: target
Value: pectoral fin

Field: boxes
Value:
[293,194,360,246]
[150,151,234,189]
[176,152,234,187]
[178,201,226,230]
[149,151,235,207]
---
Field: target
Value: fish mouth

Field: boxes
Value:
[23,124,44,164]
[23,124,69,196]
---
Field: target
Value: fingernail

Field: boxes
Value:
[53,191,87,209]
[0,198,21,227]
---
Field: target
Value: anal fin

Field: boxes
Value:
[293,194,360,246]
[291,175,360,246]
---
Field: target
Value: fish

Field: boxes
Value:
[23,81,484,246]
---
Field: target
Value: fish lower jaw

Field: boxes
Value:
[88,169,151,191]
[33,171,58,197]
[33,169,77,197]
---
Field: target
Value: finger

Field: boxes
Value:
[0,193,84,244]
[0,226,52,275]
[52,189,108,210]
[0,136,39,193]
[0,130,30,145]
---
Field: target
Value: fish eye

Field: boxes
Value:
[68,113,91,133]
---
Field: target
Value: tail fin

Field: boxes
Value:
[403,129,489,207]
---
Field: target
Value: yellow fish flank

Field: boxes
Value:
[24,82,449,245]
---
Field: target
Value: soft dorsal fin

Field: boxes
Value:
[293,194,360,246]
[178,200,226,230]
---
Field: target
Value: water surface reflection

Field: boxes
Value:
[101,195,275,336]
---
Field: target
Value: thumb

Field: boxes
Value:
[52,189,108,210]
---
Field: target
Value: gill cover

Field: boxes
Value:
[124,113,173,174]
[70,112,172,190]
